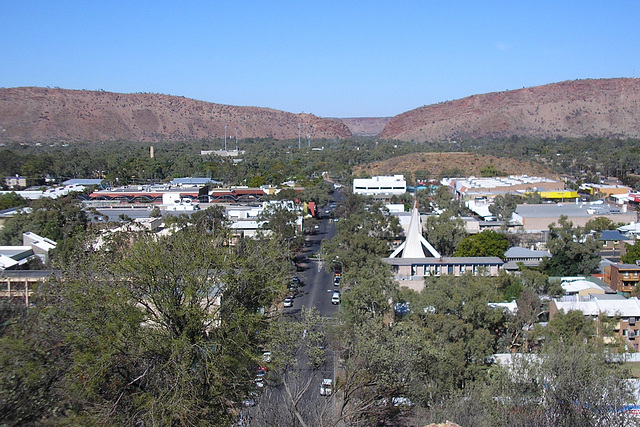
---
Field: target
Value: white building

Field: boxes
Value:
[353,175,406,197]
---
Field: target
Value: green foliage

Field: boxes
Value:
[424,211,467,256]
[542,216,601,276]
[322,200,401,269]
[488,194,520,224]
[584,216,618,232]
[0,192,27,210]
[523,189,543,204]
[454,230,509,258]
[0,196,88,256]
[0,222,290,425]
[340,259,397,325]
[479,164,500,177]
[621,241,640,264]
[428,342,634,427]
[300,180,334,206]
[519,268,563,297]
[148,205,161,217]
[547,309,595,344]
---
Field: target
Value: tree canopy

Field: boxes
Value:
[455,230,510,258]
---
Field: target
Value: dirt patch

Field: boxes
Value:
[353,152,557,180]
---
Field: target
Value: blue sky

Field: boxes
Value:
[1,1,639,117]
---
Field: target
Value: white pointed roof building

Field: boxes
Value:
[383,199,503,291]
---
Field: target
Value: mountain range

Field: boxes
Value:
[1,78,639,143]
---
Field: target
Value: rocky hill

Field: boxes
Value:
[379,78,640,142]
[0,87,352,143]
[353,152,557,179]
[337,117,392,136]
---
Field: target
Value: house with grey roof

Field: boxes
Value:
[502,247,551,270]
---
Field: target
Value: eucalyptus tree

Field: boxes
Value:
[0,217,291,425]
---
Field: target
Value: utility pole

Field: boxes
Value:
[224,125,228,151]
[298,123,301,149]
[235,128,238,151]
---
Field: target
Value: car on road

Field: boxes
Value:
[331,291,340,305]
[333,276,341,286]
[320,378,333,396]
[283,297,294,308]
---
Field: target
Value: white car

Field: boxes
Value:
[331,291,340,305]
[320,378,333,396]
[283,297,294,308]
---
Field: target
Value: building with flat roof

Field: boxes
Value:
[603,263,640,294]
[353,175,406,198]
[512,203,636,232]
[444,175,563,200]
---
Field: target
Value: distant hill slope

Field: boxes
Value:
[380,78,640,142]
[338,117,392,136]
[0,87,352,143]
[354,152,557,179]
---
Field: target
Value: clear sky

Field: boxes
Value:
[1,1,639,117]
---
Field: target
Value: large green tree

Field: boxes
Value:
[489,194,520,224]
[0,223,290,425]
[542,216,601,276]
[424,211,467,256]
[621,241,640,264]
[455,230,510,258]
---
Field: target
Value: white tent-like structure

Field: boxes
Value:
[388,200,441,259]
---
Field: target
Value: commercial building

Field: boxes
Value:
[353,175,406,198]
[512,203,636,233]
[444,175,563,201]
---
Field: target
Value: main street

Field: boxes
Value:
[286,208,339,319]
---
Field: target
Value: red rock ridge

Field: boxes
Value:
[380,78,640,142]
[0,87,352,143]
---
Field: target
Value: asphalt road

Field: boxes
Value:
[284,211,339,319]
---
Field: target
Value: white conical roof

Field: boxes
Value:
[389,199,441,259]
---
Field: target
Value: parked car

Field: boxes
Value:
[261,351,271,363]
[331,291,340,305]
[320,378,333,396]
[283,297,294,308]
[394,302,411,316]
[333,276,341,286]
